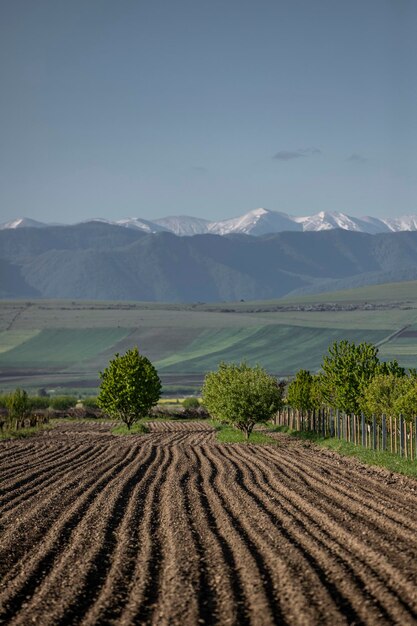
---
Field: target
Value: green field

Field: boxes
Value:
[1,283,417,393]
[155,325,388,374]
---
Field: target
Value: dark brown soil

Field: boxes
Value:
[1,421,417,626]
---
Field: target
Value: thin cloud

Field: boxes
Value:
[273,147,321,161]
[347,153,367,163]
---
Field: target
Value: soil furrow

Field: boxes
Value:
[225,444,417,625]
[256,446,417,567]
[0,444,102,509]
[17,445,158,626]
[263,442,417,519]
[0,444,80,479]
[198,445,292,626]
[0,445,141,620]
[118,446,174,625]
[0,446,122,571]
[80,445,169,626]
[1,421,417,626]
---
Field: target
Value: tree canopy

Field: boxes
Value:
[202,362,284,439]
[320,340,380,414]
[97,347,161,429]
[286,369,316,414]
[6,388,31,424]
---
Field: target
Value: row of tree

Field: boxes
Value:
[97,341,417,440]
[287,340,417,421]
[4,340,410,439]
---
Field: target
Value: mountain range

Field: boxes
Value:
[3,222,417,301]
[2,208,417,237]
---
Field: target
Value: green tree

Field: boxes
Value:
[97,347,161,429]
[320,340,379,414]
[6,388,31,427]
[377,359,406,377]
[360,373,403,419]
[286,369,315,414]
[202,362,284,440]
[393,377,417,422]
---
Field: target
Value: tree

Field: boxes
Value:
[377,359,406,377]
[360,373,402,419]
[320,340,379,414]
[286,369,315,414]
[393,377,417,422]
[97,347,161,429]
[202,362,284,440]
[6,388,31,427]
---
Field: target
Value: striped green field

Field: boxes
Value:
[1,284,417,392]
[0,330,41,353]
[156,325,388,374]
[0,328,130,367]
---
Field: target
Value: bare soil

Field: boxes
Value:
[1,421,417,626]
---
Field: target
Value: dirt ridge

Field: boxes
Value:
[1,421,417,625]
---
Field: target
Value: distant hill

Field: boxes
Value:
[3,223,417,301]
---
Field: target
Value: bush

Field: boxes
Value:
[29,397,51,410]
[82,396,99,408]
[182,397,200,409]
[6,388,31,427]
[49,396,78,411]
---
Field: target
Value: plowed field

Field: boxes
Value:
[1,421,417,626]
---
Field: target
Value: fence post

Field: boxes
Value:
[414,417,417,459]
[361,412,366,447]
[400,415,405,457]
[330,408,334,437]
[372,415,377,450]
[382,414,387,451]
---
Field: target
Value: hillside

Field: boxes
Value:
[3,225,417,301]
[1,284,417,392]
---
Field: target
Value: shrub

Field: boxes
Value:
[82,397,99,408]
[6,388,31,426]
[182,397,200,409]
[29,397,51,410]
[49,396,78,411]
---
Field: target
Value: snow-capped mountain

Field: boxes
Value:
[208,208,302,235]
[154,215,211,235]
[383,215,417,232]
[293,211,392,234]
[2,208,417,236]
[0,217,47,229]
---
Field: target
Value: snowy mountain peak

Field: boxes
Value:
[0,217,47,229]
[2,209,417,237]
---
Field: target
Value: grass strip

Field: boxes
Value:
[211,420,278,444]
[271,425,417,478]
[111,420,150,436]
[0,423,53,440]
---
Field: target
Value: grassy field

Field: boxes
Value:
[1,283,417,393]
[155,325,388,374]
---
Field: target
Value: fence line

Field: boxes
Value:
[275,408,417,460]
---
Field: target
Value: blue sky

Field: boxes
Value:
[0,0,416,223]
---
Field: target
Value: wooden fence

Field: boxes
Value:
[275,408,417,460]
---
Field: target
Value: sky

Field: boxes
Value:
[0,0,416,224]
